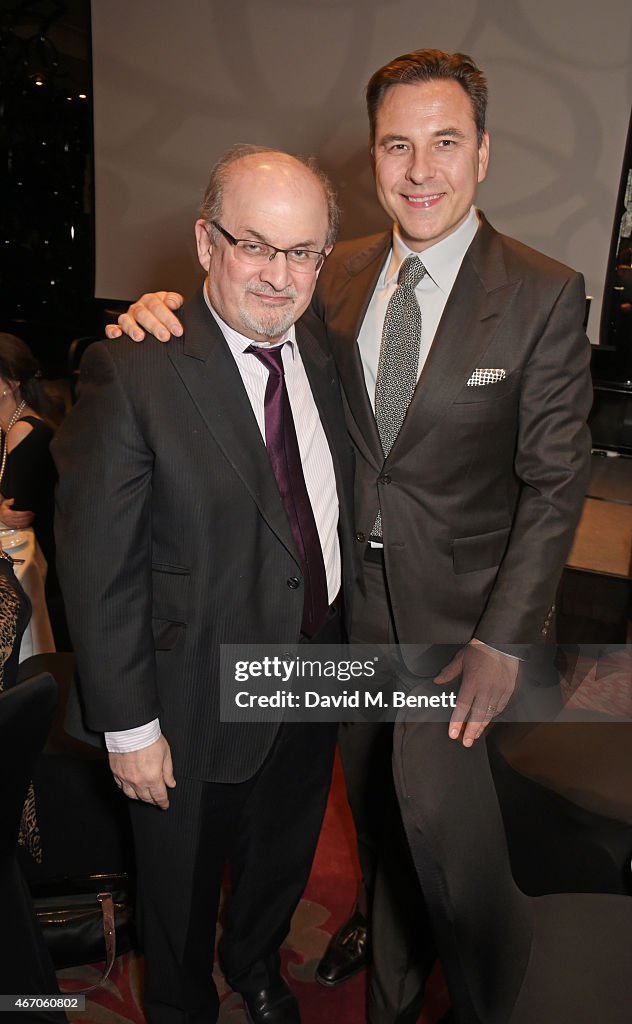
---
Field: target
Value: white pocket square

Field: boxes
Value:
[466,368,507,387]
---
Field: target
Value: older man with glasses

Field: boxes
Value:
[54,145,355,1024]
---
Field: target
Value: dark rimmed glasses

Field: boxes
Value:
[211,222,327,273]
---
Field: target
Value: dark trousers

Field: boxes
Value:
[131,720,337,1024]
[342,559,436,1023]
[131,604,343,1023]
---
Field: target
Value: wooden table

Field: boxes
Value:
[567,499,632,579]
[559,455,632,642]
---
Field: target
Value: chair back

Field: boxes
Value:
[67,335,99,402]
[0,672,66,997]
[0,673,57,854]
[16,653,134,884]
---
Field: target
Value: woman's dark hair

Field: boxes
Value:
[0,333,64,429]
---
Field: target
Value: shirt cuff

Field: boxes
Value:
[104,719,161,753]
[471,639,523,661]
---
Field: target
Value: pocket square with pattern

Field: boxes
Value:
[466,368,507,387]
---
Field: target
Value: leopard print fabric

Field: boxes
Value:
[0,572,20,688]
[0,566,42,862]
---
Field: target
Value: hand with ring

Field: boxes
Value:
[434,641,519,747]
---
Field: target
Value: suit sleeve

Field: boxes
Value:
[53,341,160,732]
[476,270,592,644]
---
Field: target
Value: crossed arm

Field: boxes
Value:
[0,497,34,528]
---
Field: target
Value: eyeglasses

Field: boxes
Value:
[210,222,326,273]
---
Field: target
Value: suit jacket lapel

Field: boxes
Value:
[326,234,390,467]
[297,319,348,503]
[168,289,298,560]
[391,216,521,458]
[297,318,355,607]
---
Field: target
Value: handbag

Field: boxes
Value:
[31,872,136,990]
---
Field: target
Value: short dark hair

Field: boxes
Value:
[199,144,340,248]
[366,49,488,145]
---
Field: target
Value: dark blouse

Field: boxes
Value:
[1,416,56,568]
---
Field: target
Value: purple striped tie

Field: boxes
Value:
[248,344,329,637]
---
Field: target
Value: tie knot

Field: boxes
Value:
[247,343,285,376]
[397,254,426,290]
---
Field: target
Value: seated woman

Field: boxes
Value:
[0,549,65,1015]
[0,333,67,648]
[0,546,41,859]
[0,547,31,689]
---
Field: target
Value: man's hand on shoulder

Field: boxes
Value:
[109,735,176,809]
[105,291,185,343]
[433,640,519,748]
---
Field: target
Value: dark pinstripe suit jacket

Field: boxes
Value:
[53,289,355,782]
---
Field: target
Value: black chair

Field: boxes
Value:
[67,336,99,402]
[0,672,64,1015]
[16,653,136,974]
[17,653,135,886]
[393,704,632,1024]
[488,716,632,897]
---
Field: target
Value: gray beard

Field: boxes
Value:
[239,303,297,341]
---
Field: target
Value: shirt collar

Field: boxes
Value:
[383,206,480,294]
[202,282,297,359]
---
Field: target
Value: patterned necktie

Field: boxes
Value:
[372,254,426,538]
[248,344,329,637]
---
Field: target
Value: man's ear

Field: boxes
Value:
[195,219,212,272]
[315,244,335,279]
[477,132,490,184]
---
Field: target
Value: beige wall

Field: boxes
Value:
[92,0,632,342]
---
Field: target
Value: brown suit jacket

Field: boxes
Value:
[312,213,592,649]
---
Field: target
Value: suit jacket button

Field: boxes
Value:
[379,473,392,485]
[287,577,301,589]
[355,532,366,543]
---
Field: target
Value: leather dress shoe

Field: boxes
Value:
[242,978,300,1024]
[315,906,370,987]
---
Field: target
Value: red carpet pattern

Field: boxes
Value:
[59,755,448,1023]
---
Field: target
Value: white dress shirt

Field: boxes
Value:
[357,207,479,408]
[106,292,341,753]
[355,209,517,662]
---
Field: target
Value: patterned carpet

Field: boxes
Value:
[57,754,449,1024]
